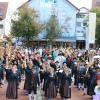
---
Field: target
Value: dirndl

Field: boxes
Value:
[46,82,57,99]
[6,81,18,99]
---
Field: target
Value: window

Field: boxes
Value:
[45,0,54,3]
[54,0,57,3]
[45,0,48,3]
[83,22,87,27]
[76,22,81,27]
[81,30,84,33]
[77,31,80,33]
[77,14,85,18]
[0,24,3,29]
[0,8,3,16]
[96,1,100,6]
[0,12,3,16]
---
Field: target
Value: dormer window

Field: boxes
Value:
[0,24,3,29]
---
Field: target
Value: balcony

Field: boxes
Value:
[55,37,76,42]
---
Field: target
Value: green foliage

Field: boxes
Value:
[45,15,61,44]
[11,4,42,47]
[91,7,100,46]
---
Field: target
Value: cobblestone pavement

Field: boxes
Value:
[0,80,92,100]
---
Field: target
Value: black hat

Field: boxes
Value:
[50,63,56,71]
[11,60,17,65]
[63,61,67,65]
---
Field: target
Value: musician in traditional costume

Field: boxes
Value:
[24,62,31,91]
[45,64,57,100]
[59,63,71,99]
[0,60,4,87]
[77,62,86,90]
[24,61,37,100]
[32,53,40,87]
[83,62,90,95]
[6,64,18,99]
[87,64,97,96]
[42,62,50,97]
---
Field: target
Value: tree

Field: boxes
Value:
[45,15,61,47]
[11,4,42,48]
[91,7,100,47]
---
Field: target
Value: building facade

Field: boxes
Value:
[76,7,96,49]
[25,0,96,49]
[29,0,78,47]
[0,2,8,39]
[92,0,100,8]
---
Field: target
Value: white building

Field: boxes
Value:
[76,7,96,49]
[0,0,28,37]
[0,2,8,39]
[5,0,29,35]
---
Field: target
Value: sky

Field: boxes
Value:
[0,0,92,9]
[69,0,92,9]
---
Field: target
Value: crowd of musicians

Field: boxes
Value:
[0,47,100,100]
